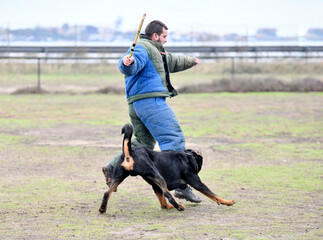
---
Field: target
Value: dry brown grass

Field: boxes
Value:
[178,77,323,93]
[1,58,323,93]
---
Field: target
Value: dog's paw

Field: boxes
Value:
[177,204,186,211]
[228,200,236,206]
[223,200,236,206]
[161,204,175,210]
[98,207,106,214]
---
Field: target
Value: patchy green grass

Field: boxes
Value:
[213,142,323,162]
[174,93,323,139]
[0,93,322,239]
[208,163,322,192]
[0,94,129,129]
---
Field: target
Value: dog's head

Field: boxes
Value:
[184,149,203,173]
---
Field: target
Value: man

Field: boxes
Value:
[103,20,201,203]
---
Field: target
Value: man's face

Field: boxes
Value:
[153,27,168,45]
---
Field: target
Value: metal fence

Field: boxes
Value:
[1,45,323,53]
[1,45,323,92]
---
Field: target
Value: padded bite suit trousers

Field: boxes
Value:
[109,97,185,166]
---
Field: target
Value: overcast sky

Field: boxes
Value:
[1,0,322,35]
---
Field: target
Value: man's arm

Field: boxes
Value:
[166,52,199,73]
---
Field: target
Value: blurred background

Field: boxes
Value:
[1,0,323,94]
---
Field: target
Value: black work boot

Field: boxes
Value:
[102,164,114,187]
[174,187,202,203]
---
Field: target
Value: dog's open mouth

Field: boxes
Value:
[106,177,111,185]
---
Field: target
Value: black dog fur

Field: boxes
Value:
[99,123,235,213]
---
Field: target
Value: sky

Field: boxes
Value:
[1,0,322,35]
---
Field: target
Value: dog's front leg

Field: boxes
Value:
[151,184,172,209]
[154,190,174,210]
[201,189,236,206]
[148,176,185,211]
[164,191,185,211]
[98,190,112,213]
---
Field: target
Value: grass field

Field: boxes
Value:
[0,92,322,239]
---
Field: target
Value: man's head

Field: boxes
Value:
[145,20,168,45]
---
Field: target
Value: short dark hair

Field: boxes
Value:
[145,20,168,38]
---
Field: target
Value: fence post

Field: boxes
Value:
[231,57,235,80]
[37,58,41,90]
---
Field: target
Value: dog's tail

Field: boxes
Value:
[121,124,134,171]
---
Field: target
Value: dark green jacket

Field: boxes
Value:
[118,35,197,104]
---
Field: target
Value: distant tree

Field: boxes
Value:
[306,28,323,40]
[307,28,323,36]
[256,28,277,37]
[62,23,70,33]
[223,33,242,41]
[85,25,98,34]
[11,27,60,41]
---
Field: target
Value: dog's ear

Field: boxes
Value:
[192,150,203,173]
[185,149,203,173]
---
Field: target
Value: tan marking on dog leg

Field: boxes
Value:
[201,192,236,206]
[150,176,185,211]
[121,139,134,170]
[155,192,174,209]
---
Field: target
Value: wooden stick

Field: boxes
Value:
[129,13,146,58]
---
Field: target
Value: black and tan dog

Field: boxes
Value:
[99,124,235,213]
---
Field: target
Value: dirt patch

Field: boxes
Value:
[3,77,323,95]
[12,86,50,94]
[95,86,125,94]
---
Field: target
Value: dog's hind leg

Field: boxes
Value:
[98,177,126,214]
[187,175,236,206]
